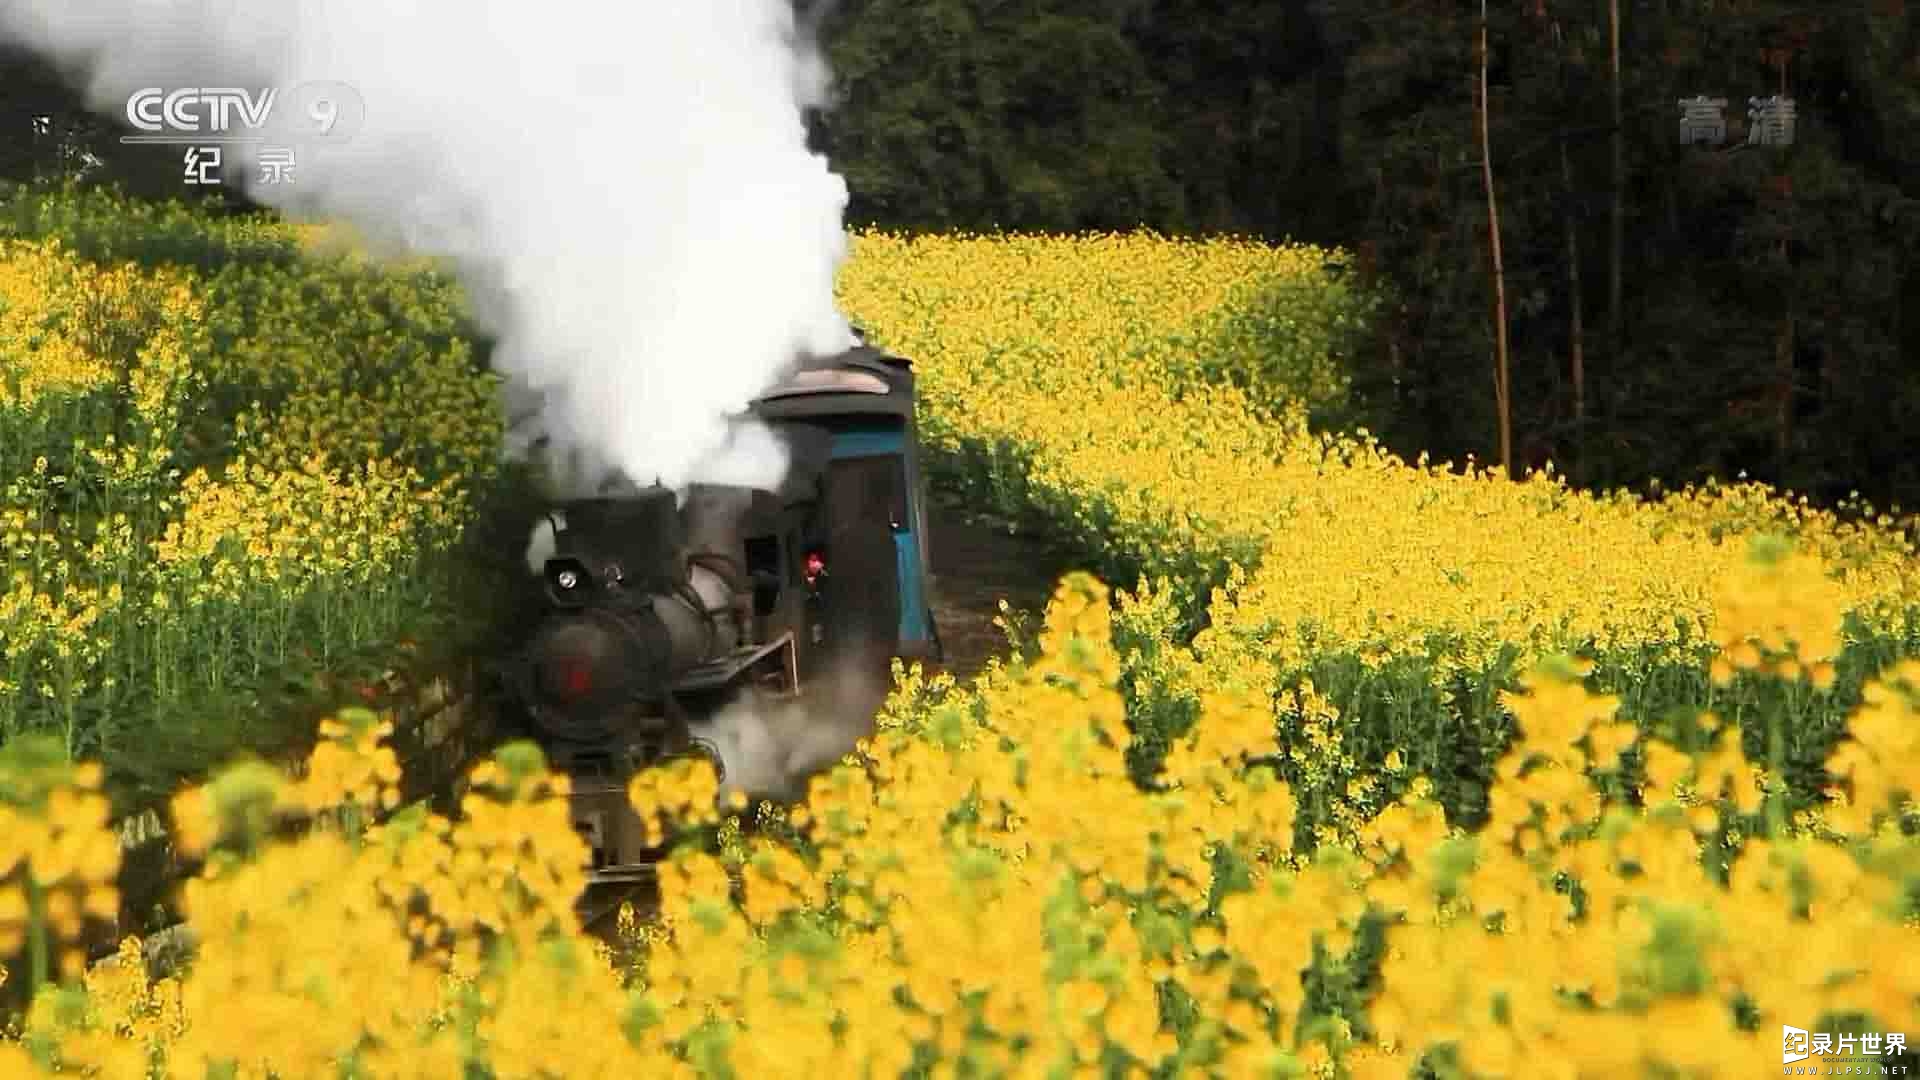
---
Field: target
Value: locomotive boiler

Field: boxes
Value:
[501,340,941,928]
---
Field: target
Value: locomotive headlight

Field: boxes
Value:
[545,558,592,606]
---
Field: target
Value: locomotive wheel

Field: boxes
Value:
[685,733,725,784]
[577,875,660,942]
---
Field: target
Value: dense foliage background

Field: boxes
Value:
[808,0,1920,509]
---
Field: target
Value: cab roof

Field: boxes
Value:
[750,339,914,421]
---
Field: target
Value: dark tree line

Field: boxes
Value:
[7,3,1920,507]
[808,0,1920,508]
[0,42,255,208]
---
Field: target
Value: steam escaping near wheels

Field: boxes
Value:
[687,661,889,805]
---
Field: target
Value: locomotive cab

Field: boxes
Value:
[750,343,940,664]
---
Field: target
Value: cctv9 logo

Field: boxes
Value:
[122,80,366,146]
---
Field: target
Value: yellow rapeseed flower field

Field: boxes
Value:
[0,197,498,779]
[0,549,1912,1078]
[836,230,1920,836]
[837,232,1917,671]
[2,197,1916,1076]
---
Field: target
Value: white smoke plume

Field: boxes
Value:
[0,0,854,494]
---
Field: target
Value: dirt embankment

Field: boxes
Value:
[922,495,1083,682]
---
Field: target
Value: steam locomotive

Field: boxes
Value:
[502,339,940,927]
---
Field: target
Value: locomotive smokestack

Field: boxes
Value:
[0,0,856,496]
